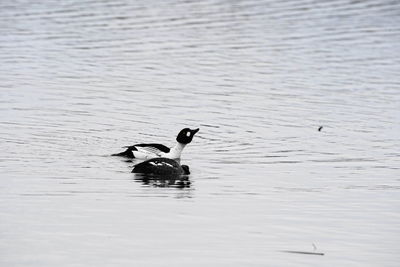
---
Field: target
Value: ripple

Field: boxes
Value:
[1,0,399,266]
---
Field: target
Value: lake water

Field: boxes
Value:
[1,0,399,266]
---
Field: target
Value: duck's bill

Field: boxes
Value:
[191,128,200,135]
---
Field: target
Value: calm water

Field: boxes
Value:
[1,0,399,266]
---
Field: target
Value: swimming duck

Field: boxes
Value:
[131,157,190,175]
[112,128,199,159]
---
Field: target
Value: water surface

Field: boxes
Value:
[1,0,399,266]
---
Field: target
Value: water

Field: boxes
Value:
[1,0,399,266]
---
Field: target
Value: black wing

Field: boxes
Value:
[129,143,170,153]
[112,143,170,158]
[132,158,180,174]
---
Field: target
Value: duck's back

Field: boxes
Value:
[132,158,185,175]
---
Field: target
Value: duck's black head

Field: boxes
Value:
[176,128,199,144]
[181,165,190,175]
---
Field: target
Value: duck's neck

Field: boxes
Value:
[167,142,186,159]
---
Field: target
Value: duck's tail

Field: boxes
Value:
[111,149,134,157]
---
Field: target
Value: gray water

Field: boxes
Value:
[1,0,399,266]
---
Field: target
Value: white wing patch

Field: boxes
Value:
[148,161,174,167]
[136,146,163,156]
[162,163,174,168]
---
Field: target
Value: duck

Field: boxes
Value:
[131,157,190,176]
[112,128,199,159]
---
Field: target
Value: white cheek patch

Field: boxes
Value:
[186,132,190,137]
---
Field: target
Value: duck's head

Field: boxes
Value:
[181,165,190,175]
[176,128,199,144]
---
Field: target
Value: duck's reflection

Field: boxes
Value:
[133,173,191,189]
